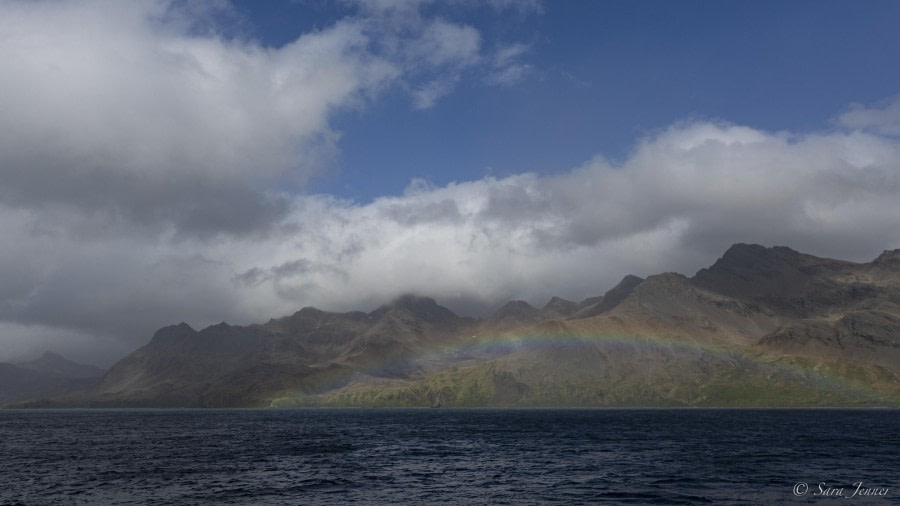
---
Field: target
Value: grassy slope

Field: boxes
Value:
[269,331,900,408]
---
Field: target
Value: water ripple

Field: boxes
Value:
[0,409,898,504]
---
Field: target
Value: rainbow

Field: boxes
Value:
[274,327,900,406]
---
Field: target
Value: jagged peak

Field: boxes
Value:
[20,350,70,366]
[694,244,808,282]
[566,274,650,320]
[602,274,645,297]
[696,243,859,284]
[544,296,574,306]
[17,350,104,378]
[499,299,538,309]
[390,294,439,308]
[873,249,900,266]
[487,300,540,326]
[718,242,760,256]
[723,242,770,254]
[618,274,645,284]
[542,296,576,310]
[373,294,459,323]
[717,243,801,264]
[578,295,604,306]
[646,272,689,282]
[494,300,539,315]
[638,272,691,291]
[277,306,330,325]
[37,350,65,360]
[149,322,196,344]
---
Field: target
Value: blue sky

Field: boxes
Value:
[1,0,900,364]
[233,0,900,199]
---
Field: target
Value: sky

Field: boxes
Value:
[1,0,900,366]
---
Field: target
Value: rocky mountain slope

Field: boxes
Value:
[8,244,900,408]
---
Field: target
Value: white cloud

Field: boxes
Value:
[4,109,900,365]
[390,19,482,109]
[487,43,533,86]
[261,118,898,310]
[0,0,514,234]
[484,0,543,14]
[346,0,431,15]
[412,77,459,109]
[0,0,402,237]
[412,19,481,68]
[838,95,900,136]
[350,3,530,108]
[1,2,384,181]
[348,0,543,16]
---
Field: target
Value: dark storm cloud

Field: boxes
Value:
[0,164,291,238]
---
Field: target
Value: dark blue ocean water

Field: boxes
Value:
[0,409,897,505]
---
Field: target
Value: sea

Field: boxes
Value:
[0,409,897,505]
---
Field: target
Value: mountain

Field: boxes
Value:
[17,351,105,379]
[54,295,470,407]
[692,243,895,317]
[7,244,900,408]
[570,274,644,318]
[487,300,540,328]
[540,297,578,319]
[0,352,104,404]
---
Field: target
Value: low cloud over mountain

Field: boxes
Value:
[1,1,899,366]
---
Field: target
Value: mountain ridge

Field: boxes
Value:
[6,243,900,408]
[0,352,104,404]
